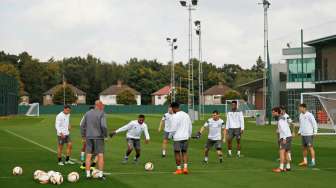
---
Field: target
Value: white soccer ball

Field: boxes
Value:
[67,172,80,183]
[91,169,101,179]
[12,166,23,175]
[47,170,56,178]
[33,170,45,180]
[38,172,50,184]
[145,162,154,171]
[50,173,63,185]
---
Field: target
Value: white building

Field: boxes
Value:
[99,80,141,105]
[203,82,234,105]
[151,85,171,105]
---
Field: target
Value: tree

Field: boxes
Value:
[221,90,241,103]
[116,90,137,105]
[0,63,24,95]
[251,56,265,78]
[166,87,188,104]
[52,86,78,105]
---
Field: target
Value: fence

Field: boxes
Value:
[18,104,255,115]
[0,73,18,116]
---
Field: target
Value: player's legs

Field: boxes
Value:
[162,138,168,157]
[203,140,211,163]
[181,141,189,174]
[227,129,234,156]
[57,143,64,165]
[65,141,73,164]
[236,129,242,157]
[309,146,316,166]
[173,141,183,174]
[97,153,104,171]
[299,146,308,166]
[215,141,223,163]
[85,153,92,177]
[135,149,141,162]
[124,139,134,163]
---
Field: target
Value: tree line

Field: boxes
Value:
[0,51,264,105]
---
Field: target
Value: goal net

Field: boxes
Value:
[301,92,336,135]
[25,103,39,117]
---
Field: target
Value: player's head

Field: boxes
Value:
[170,102,180,113]
[212,110,219,120]
[279,105,286,114]
[298,103,307,113]
[95,100,105,111]
[168,106,173,114]
[89,106,94,110]
[272,107,281,117]
[138,114,145,124]
[231,100,238,111]
[63,105,71,114]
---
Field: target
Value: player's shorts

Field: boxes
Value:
[86,139,105,154]
[302,136,314,147]
[228,128,242,140]
[163,131,172,140]
[174,140,189,153]
[205,139,222,150]
[279,137,292,151]
[57,135,71,145]
[127,138,141,150]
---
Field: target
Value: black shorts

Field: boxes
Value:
[86,139,105,154]
[127,138,141,150]
[228,128,242,140]
[302,136,314,147]
[57,135,71,145]
[205,139,222,150]
[279,137,292,151]
[174,140,189,153]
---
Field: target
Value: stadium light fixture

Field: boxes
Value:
[192,0,198,6]
[194,20,200,26]
[166,37,171,42]
[180,1,187,7]
[173,38,177,42]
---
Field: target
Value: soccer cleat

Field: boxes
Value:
[162,154,166,158]
[133,158,139,164]
[219,158,223,163]
[286,168,291,171]
[173,169,183,175]
[309,161,316,167]
[65,160,75,165]
[202,160,208,164]
[272,168,286,173]
[58,161,65,166]
[227,154,232,158]
[98,175,106,181]
[183,168,189,174]
[80,165,86,170]
[298,161,308,167]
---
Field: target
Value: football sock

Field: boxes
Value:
[66,156,70,161]
[177,166,181,170]
[228,150,232,155]
[86,170,91,177]
[124,156,129,160]
[303,157,308,163]
[312,158,315,164]
[184,163,188,169]
[136,153,140,159]
[99,170,103,178]
[237,150,241,156]
[286,163,291,169]
[80,152,85,161]
[162,150,166,156]
[204,157,209,162]
[279,163,284,170]
[288,152,292,161]
[82,162,85,166]
[58,157,62,162]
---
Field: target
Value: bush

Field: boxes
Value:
[221,90,241,103]
[52,86,78,105]
[116,90,137,105]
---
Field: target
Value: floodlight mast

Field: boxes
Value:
[167,37,178,102]
[179,0,198,115]
[195,20,204,120]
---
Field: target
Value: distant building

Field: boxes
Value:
[306,35,336,91]
[151,85,171,105]
[203,83,234,105]
[43,84,86,105]
[100,80,141,105]
[282,46,316,118]
[237,78,264,110]
[19,91,29,105]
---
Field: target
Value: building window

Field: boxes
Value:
[158,96,161,100]
[287,58,315,82]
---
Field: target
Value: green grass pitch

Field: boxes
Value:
[1,113,336,188]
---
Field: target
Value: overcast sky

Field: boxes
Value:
[1,0,336,68]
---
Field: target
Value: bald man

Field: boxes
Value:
[80,100,108,180]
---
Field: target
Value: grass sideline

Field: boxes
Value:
[0,113,336,188]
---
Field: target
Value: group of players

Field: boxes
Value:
[54,99,318,179]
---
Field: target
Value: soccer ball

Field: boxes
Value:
[50,172,63,185]
[33,170,45,180]
[12,166,23,175]
[67,172,80,183]
[38,172,50,184]
[145,162,154,171]
[91,169,101,179]
[47,170,56,178]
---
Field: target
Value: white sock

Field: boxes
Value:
[162,150,166,155]
[99,170,103,178]
[287,153,292,161]
[312,158,315,163]
[184,163,188,169]
[177,165,181,170]
[237,150,241,156]
[204,157,208,161]
[86,170,91,177]
[286,163,291,169]
[303,157,308,163]
[81,152,85,157]
[228,150,232,155]
[279,163,284,170]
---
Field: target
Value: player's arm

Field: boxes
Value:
[188,118,193,139]
[79,115,87,138]
[110,121,132,137]
[222,121,227,143]
[310,114,318,136]
[100,113,108,138]
[55,115,64,138]
[144,124,150,144]
[158,119,164,132]
[240,112,245,133]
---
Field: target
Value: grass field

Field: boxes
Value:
[1,113,336,188]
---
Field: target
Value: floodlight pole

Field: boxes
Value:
[301,29,304,94]
[167,38,178,102]
[62,73,66,105]
[195,20,204,120]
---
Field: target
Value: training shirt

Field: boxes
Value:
[299,111,318,136]
[278,116,292,140]
[171,111,192,141]
[226,111,244,130]
[80,109,108,139]
[203,118,225,140]
[162,112,174,132]
[55,111,70,136]
[116,120,150,140]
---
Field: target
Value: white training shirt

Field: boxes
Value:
[171,111,192,141]
[203,118,225,140]
[226,111,244,130]
[278,116,292,139]
[276,113,292,133]
[116,120,150,140]
[162,112,174,132]
[55,111,70,136]
[299,111,318,136]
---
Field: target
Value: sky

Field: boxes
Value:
[1,0,336,69]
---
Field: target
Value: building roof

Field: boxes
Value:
[203,83,233,95]
[236,78,264,90]
[152,85,171,96]
[43,84,86,95]
[305,35,336,47]
[100,81,140,95]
